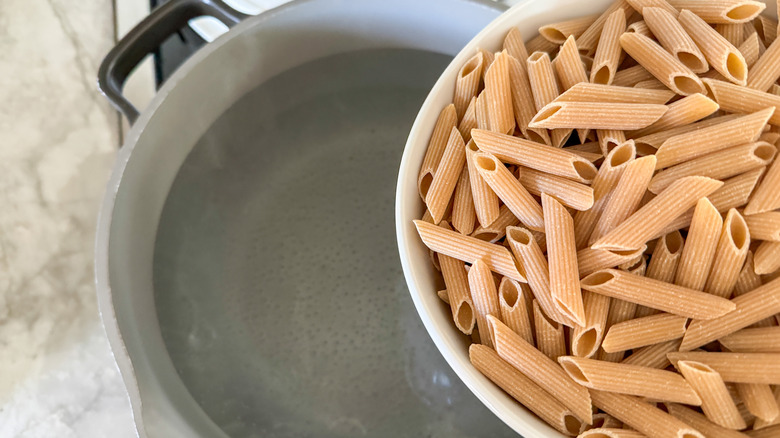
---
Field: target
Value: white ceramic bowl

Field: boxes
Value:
[396,0,777,436]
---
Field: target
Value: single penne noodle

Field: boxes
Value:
[626,0,678,15]
[437,289,449,304]
[674,198,723,291]
[506,226,573,326]
[527,51,571,147]
[754,240,780,275]
[655,108,773,168]
[468,259,501,348]
[745,155,780,214]
[621,254,647,275]
[648,141,776,194]
[589,390,705,438]
[621,339,682,369]
[739,31,761,67]
[578,246,647,278]
[592,176,724,251]
[469,344,584,436]
[503,27,529,63]
[425,127,466,223]
[627,20,653,38]
[529,101,667,130]
[580,268,736,319]
[597,129,626,156]
[597,298,638,362]
[465,140,500,228]
[533,299,567,360]
[475,90,491,131]
[418,104,457,200]
[517,166,594,211]
[754,15,778,45]
[544,194,585,326]
[629,93,719,137]
[612,65,655,87]
[485,51,515,135]
[643,7,709,73]
[499,277,534,345]
[618,32,704,95]
[632,78,668,89]
[754,388,780,428]
[471,204,520,243]
[705,209,751,297]
[473,152,544,231]
[457,97,477,142]
[477,48,494,71]
[681,275,780,350]
[737,383,779,423]
[591,10,627,84]
[555,82,675,104]
[759,131,780,144]
[540,14,600,44]
[488,315,594,423]
[734,251,763,298]
[666,403,752,438]
[554,36,589,91]
[721,326,780,353]
[571,291,611,357]
[589,156,656,245]
[578,428,645,438]
[704,78,780,126]
[565,140,602,155]
[559,356,701,405]
[525,34,559,55]
[646,230,684,283]
[471,129,598,183]
[565,147,603,163]
[748,34,780,91]
[633,113,740,152]
[602,313,688,352]
[454,52,484,120]
[439,252,476,335]
[717,23,745,46]
[669,0,765,23]
[507,54,551,145]
[413,220,524,281]
[583,413,624,432]
[576,0,634,55]
[451,168,476,235]
[676,360,752,429]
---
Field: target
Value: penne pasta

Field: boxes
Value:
[589,390,705,438]
[437,289,449,304]
[559,356,702,405]
[555,82,675,104]
[597,129,626,156]
[643,7,709,73]
[648,141,776,194]
[451,168,476,235]
[517,166,595,211]
[740,32,762,67]
[754,241,780,275]
[704,78,780,126]
[583,413,623,432]
[745,156,780,215]
[706,209,751,297]
[618,32,705,95]
[578,428,646,438]
[454,52,484,120]
[626,0,678,15]
[468,259,501,348]
[440,249,477,335]
[734,251,763,296]
[457,97,477,142]
[749,424,780,437]
[646,230,684,283]
[612,65,655,87]
[571,291,611,357]
[591,10,627,84]
[633,113,740,152]
[718,23,746,46]
[540,14,600,44]
[476,90,491,131]
[748,37,780,91]
[580,268,736,319]
[555,36,589,92]
[471,204,520,243]
[526,34,559,55]
[597,298,638,362]
[465,140,500,228]
[632,78,668,89]
[534,299,567,360]
[530,101,668,130]
[666,403,752,438]
[544,194,585,326]
[425,127,466,223]
[677,360,746,429]
[469,344,584,436]
[669,352,780,385]
[721,327,780,353]
[667,0,765,24]
[627,20,654,38]
[629,93,719,137]
[418,104,457,200]
[578,246,647,278]
[621,339,682,369]
[413,220,525,281]
[602,312,688,352]
[485,51,515,134]
[577,0,634,55]
[507,53,551,145]
[738,383,780,424]
[499,277,534,345]
[674,198,723,291]
[528,51,571,147]
[754,15,778,46]
[503,27,529,63]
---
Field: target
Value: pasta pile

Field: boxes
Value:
[413,0,780,437]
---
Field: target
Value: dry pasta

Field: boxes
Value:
[669,352,780,385]
[468,259,501,349]
[540,14,600,44]
[571,291,611,358]
[578,246,647,278]
[529,101,668,130]
[589,390,705,438]
[602,312,688,352]
[578,428,646,438]
[674,198,723,291]
[612,65,655,87]
[544,194,585,326]
[555,82,675,104]
[666,403,753,438]
[741,32,762,67]
[643,7,709,73]
[534,299,567,360]
[418,104,457,200]
[737,383,778,425]
[457,97,477,142]
[425,127,466,223]
[629,93,720,137]
[646,230,684,283]
[485,51,515,135]
[517,166,595,211]
[677,360,747,429]
[718,23,746,46]
[668,0,766,24]
[451,168,476,235]
[576,0,634,55]
[591,10,627,84]
[704,78,780,125]
[498,277,534,345]
[528,51,572,147]
[747,38,780,91]
[471,205,519,243]
[439,249,476,335]
[502,27,528,63]
[627,20,654,38]
[596,129,626,156]
[720,327,780,353]
[465,140,500,228]
[597,298,638,362]
[507,53,551,144]
[745,156,780,215]
[454,52,484,120]
[555,36,589,92]
[633,113,740,152]
[618,32,705,95]
[754,240,780,275]
[705,209,751,297]
[621,339,682,369]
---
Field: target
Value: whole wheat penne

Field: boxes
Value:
[643,7,709,73]
[451,168,476,235]
[476,90,491,131]
[735,251,763,298]
[517,166,594,211]
[655,108,774,168]
[618,32,705,95]
[721,327,780,353]
[584,413,624,432]
[740,32,762,67]
[485,51,515,135]
[540,14,600,44]
[425,128,466,223]
[670,351,780,385]
[503,27,529,63]
[465,140,500,228]
[471,205,520,243]
[718,23,745,46]
[633,78,668,89]
[439,244,477,335]
[571,291,611,357]
[473,152,544,231]
[506,226,573,326]
[414,220,524,281]
[754,241,780,275]
[738,383,780,423]
[759,131,780,144]
[565,147,603,163]
[593,176,724,251]
[555,82,675,104]
[649,141,776,194]
[674,198,723,291]
[666,403,752,438]
[633,113,740,152]
[622,339,682,369]
[577,0,635,55]
[612,65,655,87]
[469,344,585,435]
[468,259,501,348]
[676,360,746,430]
[555,35,589,90]
[578,428,646,438]
[602,313,688,352]
[748,37,780,92]
[533,299,567,360]
[526,34,559,55]
[745,156,780,215]
[418,104,457,200]
[682,275,780,350]
[454,52,484,120]
[499,277,534,345]
[528,51,572,147]
[458,97,477,142]
[627,20,654,38]
[630,93,719,137]
[597,298,639,362]
[471,129,598,183]
[750,424,780,437]
[543,194,585,326]
[529,101,668,130]
[591,10,627,84]
[507,57,552,145]
[566,140,602,155]
[646,230,684,284]
[559,356,701,405]
[437,289,449,304]
[705,78,780,126]
[578,246,647,278]
[754,15,777,45]
[706,209,751,297]
[597,130,626,156]
[589,390,704,438]
[581,268,736,319]
[488,315,594,423]
[669,0,765,23]
[589,156,657,245]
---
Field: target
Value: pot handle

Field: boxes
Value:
[97,0,248,125]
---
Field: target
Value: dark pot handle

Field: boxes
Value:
[98,0,248,125]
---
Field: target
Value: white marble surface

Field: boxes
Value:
[0,0,136,436]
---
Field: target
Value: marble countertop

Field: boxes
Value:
[0,0,136,436]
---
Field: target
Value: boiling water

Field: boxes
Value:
[154,49,515,438]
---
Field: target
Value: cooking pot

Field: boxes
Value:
[95,0,518,436]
